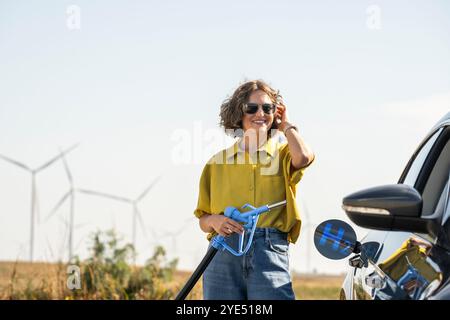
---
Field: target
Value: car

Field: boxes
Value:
[319,111,450,300]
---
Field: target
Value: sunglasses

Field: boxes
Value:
[243,103,276,114]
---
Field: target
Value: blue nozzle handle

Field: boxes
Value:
[211,200,287,256]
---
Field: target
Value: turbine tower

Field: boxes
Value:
[301,198,314,274]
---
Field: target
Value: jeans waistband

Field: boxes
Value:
[252,227,286,234]
[250,228,288,240]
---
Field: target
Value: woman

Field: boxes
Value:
[194,79,315,300]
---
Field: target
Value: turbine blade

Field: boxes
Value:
[45,236,55,261]
[36,143,79,172]
[175,217,193,234]
[159,229,173,239]
[74,222,88,229]
[58,214,70,229]
[135,208,148,238]
[148,228,159,241]
[176,217,195,234]
[77,188,131,203]
[74,236,85,253]
[0,154,30,171]
[45,191,70,222]
[58,147,73,184]
[136,176,161,202]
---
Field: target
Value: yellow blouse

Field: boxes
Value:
[194,136,313,243]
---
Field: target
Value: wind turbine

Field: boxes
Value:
[158,217,195,254]
[77,176,160,250]
[0,144,78,261]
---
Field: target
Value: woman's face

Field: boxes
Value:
[242,90,275,135]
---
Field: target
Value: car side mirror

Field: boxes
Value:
[342,184,439,236]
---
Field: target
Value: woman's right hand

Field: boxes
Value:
[208,215,244,237]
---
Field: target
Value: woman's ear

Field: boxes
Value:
[270,117,279,131]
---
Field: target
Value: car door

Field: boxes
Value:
[350,125,450,300]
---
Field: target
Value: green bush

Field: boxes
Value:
[70,229,178,300]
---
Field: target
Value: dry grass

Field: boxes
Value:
[0,262,344,300]
[173,270,345,300]
[292,273,345,300]
[0,261,66,299]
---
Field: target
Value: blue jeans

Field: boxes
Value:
[203,227,295,300]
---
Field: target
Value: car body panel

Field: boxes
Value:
[341,111,450,300]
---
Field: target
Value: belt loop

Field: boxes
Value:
[265,228,269,242]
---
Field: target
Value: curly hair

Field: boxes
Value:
[219,79,282,137]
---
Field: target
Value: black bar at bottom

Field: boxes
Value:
[175,246,218,300]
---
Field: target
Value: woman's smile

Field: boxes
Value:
[251,118,269,127]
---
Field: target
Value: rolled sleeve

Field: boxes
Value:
[194,164,212,219]
[281,144,315,186]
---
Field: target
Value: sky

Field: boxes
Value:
[0,0,449,274]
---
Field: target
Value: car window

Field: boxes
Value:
[421,133,450,216]
[402,128,443,187]
[437,173,450,225]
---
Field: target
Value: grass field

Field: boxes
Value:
[0,261,344,300]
